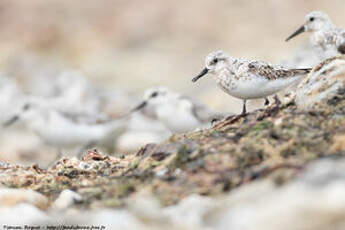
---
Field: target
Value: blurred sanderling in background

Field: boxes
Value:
[0,68,160,165]
[3,99,129,162]
[131,86,225,133]
[0,68,223,165]
[286,11,345,55]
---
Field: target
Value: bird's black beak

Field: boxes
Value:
[130,101,148,113]
[286,25,305,42]
[3,115,19,127]
[192,68,209,82]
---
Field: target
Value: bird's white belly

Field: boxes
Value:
[39,125,103,147]
[33,118,107,148]
[156,105,201,133]
[219,76,300,99]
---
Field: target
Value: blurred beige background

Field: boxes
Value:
[0,0,344,110]
[0,0,344,166]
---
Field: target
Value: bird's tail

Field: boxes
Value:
[291,68,312,75]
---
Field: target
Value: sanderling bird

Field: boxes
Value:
[3,101,128,157]
[192,50,311,115]
[286,11,345,54]
[131,87,223,133]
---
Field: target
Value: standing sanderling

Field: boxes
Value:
[192,50,311,115]
[3,101,128,158]
[286,11,345,54]
[131,87,224,133]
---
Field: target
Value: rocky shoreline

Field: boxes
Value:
[0,56,344,229]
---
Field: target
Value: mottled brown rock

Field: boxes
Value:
[296,55,345,109]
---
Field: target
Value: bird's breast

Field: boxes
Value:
[216,75,301,99]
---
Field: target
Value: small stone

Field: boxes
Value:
[155,168,169,178]
[173,168,182,176]
[78,161,92,170]
[274,117,283,126]
[0,161,10,169]
[82,149,106,161]
[52,189,82,210]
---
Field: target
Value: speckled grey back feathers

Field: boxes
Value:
[247,61,311,80]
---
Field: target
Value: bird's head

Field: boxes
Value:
[286,11,333,41]
[192,50,230,82]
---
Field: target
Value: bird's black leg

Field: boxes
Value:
[241,99,247,115]
[264,97,270,106]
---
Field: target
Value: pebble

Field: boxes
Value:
[52,189,82,210]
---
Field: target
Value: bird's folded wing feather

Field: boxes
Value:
[58,110,111,125]
[247,61,310,80]
[180,96,223,123]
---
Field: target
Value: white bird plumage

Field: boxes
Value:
[132,87,223,133]
[4,100,128,156]
[192,50,311,114]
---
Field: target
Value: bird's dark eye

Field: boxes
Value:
[213,58,218,64]
[151,92,158,98]
[310,17,315,22]
[23,104,30,111]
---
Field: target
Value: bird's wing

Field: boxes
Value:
[180,96,224,123]
[58,110,111,125]
[247,61,311,80]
